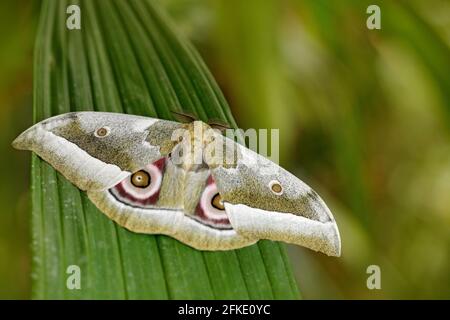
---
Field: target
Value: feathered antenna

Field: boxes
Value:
[171,110,198,123]
[206,119,231,133]
[171,110,231,133]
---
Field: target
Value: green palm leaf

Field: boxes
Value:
[31,0,299,299]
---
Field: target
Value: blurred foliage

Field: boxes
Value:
[0,0,38,298]
[1,0,450,298]
[162,0,450,299]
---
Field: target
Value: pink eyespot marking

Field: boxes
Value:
[194,175,231,229]
[109,157,166,207]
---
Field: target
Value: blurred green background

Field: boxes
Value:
[1,0,449,299]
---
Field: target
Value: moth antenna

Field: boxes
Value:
[207,119,231,133]
[171,110,198,123]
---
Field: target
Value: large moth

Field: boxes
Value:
[13,112,341,256]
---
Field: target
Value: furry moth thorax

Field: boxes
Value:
[13,111,341,256]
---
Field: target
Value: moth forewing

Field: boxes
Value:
[225,203,341,257]
[15,124,130,191]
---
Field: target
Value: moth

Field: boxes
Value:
[13,112,341,256]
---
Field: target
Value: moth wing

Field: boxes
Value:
[87,157,184,239]
[12,112,181,191]
[88,157,256,251]
[210,138,341,256]
[174,169,256,250]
